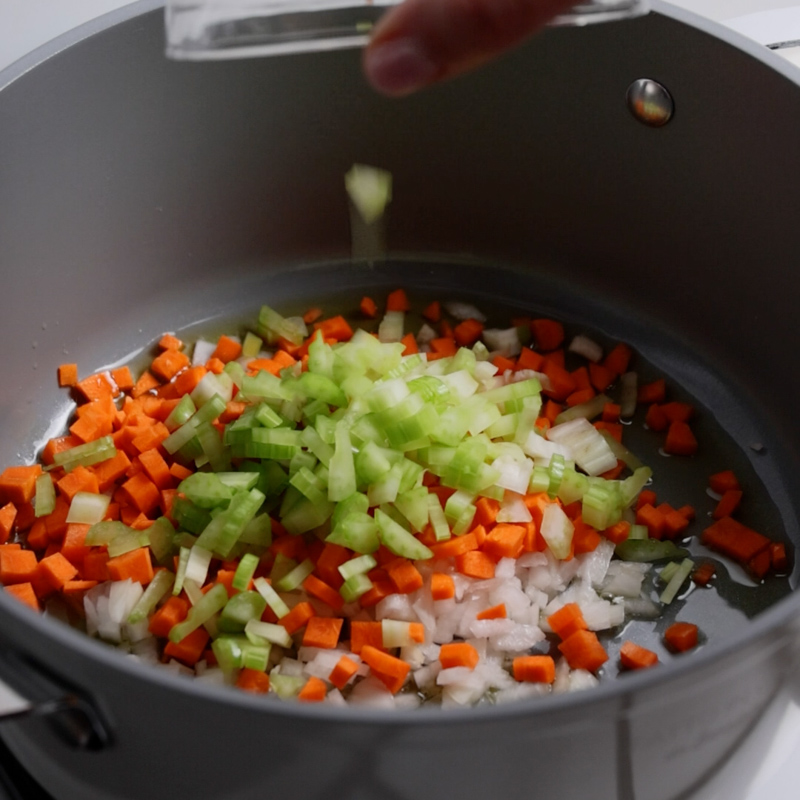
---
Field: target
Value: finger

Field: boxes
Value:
[363,0,578,96]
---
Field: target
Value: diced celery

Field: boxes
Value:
[241,331,263,358]
[171,496,212,535]
[148,517,177,565]
[34,474,56,518]
[107,528,150,558]
[327,511,380,553]
[375,509,433,560]
[615,539,690,562]
[427,493,451,541]
[394,486,430,532]
[338,554,377,581]
[660,558,694,604]
[170,582,228,642]
[52,435,116,472]
[257,305,305,346]
[275,558,315,592]
[253,576,291,619]
[178,472,233,509]
[218,591,268,633]
[328,423,357,502]
[340,572,374,603]
[245,618,293,648]
[127,569,174,624]
[540,503,574,560]
[238,513,272,548]
[66,492,111,525]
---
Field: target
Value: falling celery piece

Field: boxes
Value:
[345,163,392,225]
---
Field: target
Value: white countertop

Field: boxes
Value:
[1,2,799,799]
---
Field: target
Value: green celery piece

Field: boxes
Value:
[218,591,268,634]
[245,619,293,648]
[281,496,335,535]
[52,435,116,472]
[178,472,233,509]
[164,394,196,432]
[172,546,191,596]
[340,572,373,603]
[269,671,305,699]
[85,520,133,547]
[296,372,347,408]
[253,577,291,619]
[547,454,567,498]
[195,488,266,558]
[367,461,403,506]
[331,492,370,527]
[529,466,551,494]
[379,502,412,531]
[224,360,246,389]
[290,466,329,506]
[367,377,410,413]
[397,458,424,493]
[327,511,380,553]
[170,582,228,642]
[246,460,288,498]
[128,570,175,625]
[356,440,393,484]
[274,558,315,592]
[257,305,305,346]
[621,467,654,508]
[307,330,335,378]
[660,558,695,604]
[232,552,260,591]
[269,553,297,586]
[302,398,332,424]
[449,347,477,376]
[338,554,377,581]
[229,427,302,460]
[375,508,433,560]
[216,472,260,491]
[452,505,477,536]
[582,481,622,530]
[241,331,263,357]
[659,561,681,584]
[171,496,212,535]
[615,539,690,562]
[407,376,450,405]
[328,423,357,502]
[240,370,291,403]
[108,528,150,558]
[557,468,590,505]
[289,446,318,476]
[427,493,451,541]
[472,340,490,361]
[482,378,542,406]
[238,513,272,548]
[213,634,270,674]
[394,486,430,533]
[254,403,284,429]
[148,517,177,566]
[191,373,233,408]
[34,474,56,518]
[300,425,334,467]
[484,413,519,440]
[444,489,476,527]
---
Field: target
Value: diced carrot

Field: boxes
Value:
[557,630,609,672]
[566,388,596,407]
[0,548,39,584]
[302,616,344,650]
[430,573,455,601]
[709,470,740,494]
[38,552,78,591]
[400,332,419,356]
[83,550,110,582]
[662,509,690,539]
[56,466,100,502]
[429,532,479,560]
[172,366,206,396]
[570,366,591,392]
[358,578,395,609]
[386,559,424,594]
[61,523,91,567]
[349,620,386,654]
[531,319,564,351]
[476,603,507,621]
[603,343,632,375]
[513,655,555,683]
[572,517,601,554]
[588,362,616,393]
[302,573,345,611]
[691,561,716,587]
[314,316,353,343]
[386,289,410,312]
[106,547,154,585]
[661,402,694,423]
[111,366,135,392]
[236,668,271,694]
[329,655,360,690]
[163,626,209,666]
[664,421,698,456]
[516,346,545,372]
[713,489,742,520]
[453,319,484,347]
[3,582,40,612]
[638,379,666,405]
[602,402,621,423]
[92,450,132,492]
[148,595,190,637]
[491,354,515,373]
[439,642,479,670]
[169,462,194,482]
[664,622,699,653]
[636,488,657,510]
[455,549,495,579]
[279,601,315,635]
[473,497,500,528]
[360,645,411,694]
[158,333,183,351]
[0,465,43,506]
[58,363,79,388]
[481,523,526,561]
[542,361,577,402]
[644,404,668,432]
[119,472,160,515]
[422,301,441,323]
[430,337,457,358]
[76,373,117,402]
[62,580,98,598]
[619,641,659,670]
[747,549,771,580]
[0,502,17,544]
[138,449,173,491]
[205,357,224,375]
[548,602,588,640]
[701,516,770,565]
[636,503,666,540]
[210,335,242,364]
[26,519,49,551]
[770,542,788,573]
[545,349,565,368]
[41,435,83,466]
[360,296,378,318]
[132,370,160,398]
[150,349,191,382]
[603,520,631,545]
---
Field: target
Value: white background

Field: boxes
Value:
[1,1,799,799]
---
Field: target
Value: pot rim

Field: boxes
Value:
[1,0,799,727]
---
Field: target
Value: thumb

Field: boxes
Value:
[363,0,578,97]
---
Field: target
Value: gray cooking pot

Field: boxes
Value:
[1,2,800,799]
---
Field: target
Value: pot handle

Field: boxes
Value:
[0,646,112,751]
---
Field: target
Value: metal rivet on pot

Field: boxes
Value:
[626,79,674,127]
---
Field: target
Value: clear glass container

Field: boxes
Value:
[165,0,650,60]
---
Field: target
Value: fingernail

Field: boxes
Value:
[364,37,440,96]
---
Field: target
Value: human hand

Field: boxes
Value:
[363,0,579,96]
